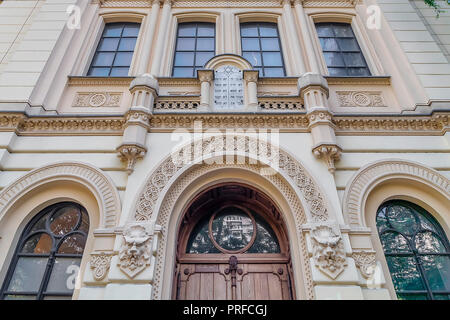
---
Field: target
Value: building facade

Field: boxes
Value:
[0,0,449,300]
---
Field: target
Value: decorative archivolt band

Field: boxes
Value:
[0,162,121,229]
[342,159,450,227]
[133,135,330,224]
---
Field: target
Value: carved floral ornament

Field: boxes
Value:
[352,250,377,279]
[90,252,113,281]
[118,222,161,279]
[310,223,347,279]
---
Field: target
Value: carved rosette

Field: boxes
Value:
[118,223,156,279]
[352,250,377,279]
[117,144,147,175]
[312,144,342,173]
[89,252,113,281]
[311,224,347,279]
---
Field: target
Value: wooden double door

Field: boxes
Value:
[174,184,294,300]
[176,257,292,300]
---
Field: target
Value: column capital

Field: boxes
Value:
[298,73,329,98]
[130,74,159,96]
[197,69,214,82]
[243,69,259,83]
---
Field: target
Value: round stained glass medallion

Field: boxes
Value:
[209,207,256,253]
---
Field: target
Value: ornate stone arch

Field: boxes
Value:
[0,162,121,229]
[342,159,450,227]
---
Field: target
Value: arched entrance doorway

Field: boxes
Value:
[173,183,294,300]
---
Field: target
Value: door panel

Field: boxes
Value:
[176,262,291,300]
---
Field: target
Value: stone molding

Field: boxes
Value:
[342,159,450,227]
[0,162,121,229]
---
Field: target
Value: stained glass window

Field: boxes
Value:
[0,202,90,300]
[376,200,450,300]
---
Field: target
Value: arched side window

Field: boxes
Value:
[376,200,450,300]
[172,22,216,77]
[87,22,141,76]
[240,22,286,77]
[0,202,89,300]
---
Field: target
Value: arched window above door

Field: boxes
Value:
[0,202,89,300]
[186,206,281,254]
[376,200,450,300]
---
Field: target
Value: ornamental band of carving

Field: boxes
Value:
[337,91,384,108]
[90,253,113,281]
[73,92,123,108]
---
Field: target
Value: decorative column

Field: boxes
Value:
[150,0,172,76]
[243,70,259,111]
[197,69,214,112]
[298,73,341,173]
[137,0,161,74]
[281,0,306,75]
[293,0,320,73]
[117,74,159,174]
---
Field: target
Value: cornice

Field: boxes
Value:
[0,112,448,135]
[325,76,391,86]
[68,76,134,87]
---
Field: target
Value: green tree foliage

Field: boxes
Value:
[424,0,449,16]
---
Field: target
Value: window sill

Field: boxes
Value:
[68,76,135,86]
[325,75,391,86]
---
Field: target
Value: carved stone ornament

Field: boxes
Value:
[352,250,377,279]
[117,144,147,175]
[118,223,154,278]
[72,92,122,107]
[311,224,347,279]
[90,252,113,281]
[337,91,384,107]
[312,144,342,173]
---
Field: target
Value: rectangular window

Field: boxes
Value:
[172,22,216,77]
[88,22,140,77]
[240,22,286,77]
[315,22,370,77]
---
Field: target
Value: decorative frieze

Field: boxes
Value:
[337,91,385,108]
[154,98,200,110]
[73,92,123,108]
[172,0,282,7]
[311,224,347,279]
[258,97,304,111]
[301,0,361,8]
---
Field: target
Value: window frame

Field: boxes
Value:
[0,202,89,300]
[171,22,216,78]
[239,21,287,78]
[87,22,141,77]
[376,200,450,300]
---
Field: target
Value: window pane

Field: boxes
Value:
[343,53,367,67]
[421,255,450,291]
[98,38,119,51]
[7,257,48,292]
[174,52,194,66]
[323,52,345,67]
[43,295,72,300]
[259,24,278,37]
[260,38,280,51]
[241,24,258,37]
[334,24,354,37]
[176,38,195,51]
[49,205,80,236]
[263,52,283,66]
[211,208,254,252]
[347,67,370,76]
[397,293,428,300]
[197,24,214,36]
[46,258,81,294]
[196,38,214,51]
[21,233,52,254]
[327,67,349,76]
[415,232,447,253]
[386,256,425,292]
[385,204,419,236]
[247,215,280,253]
[110,67,129,76]
[4,295,36,300]
[173,67,194,77]
[178,24,196,36]
[118,38,137,51]
[103,24,123,37]
[316,24,334,37]
[91,52,114,67]
[113,52,133,66]
[263,68,284,77]
[57,234,86,254]
[380,232,411,253]
[320,38,339,51]
[242,38,260,51]
[195,52,214,67]
[122,24,140,37]
[243,52,262,67]
[88,67,110,76]
[338,38,360,51]
[187,216,220,254]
